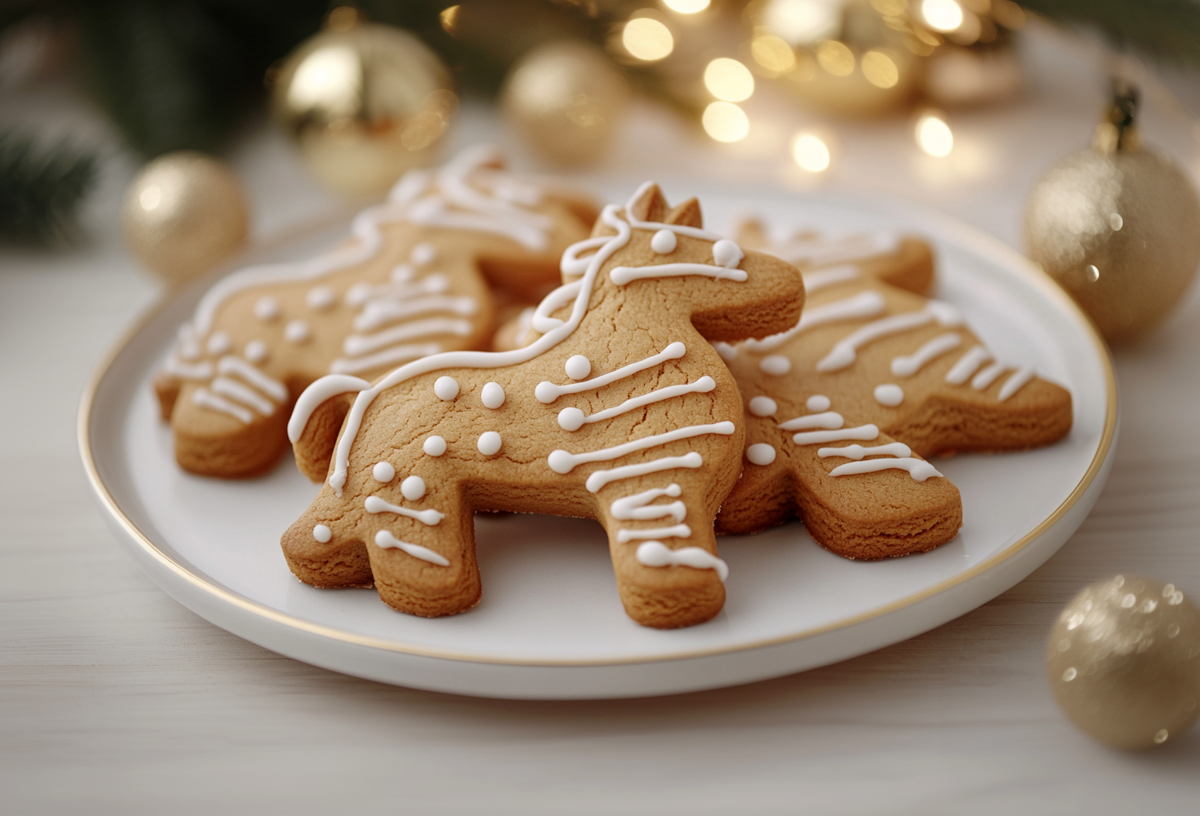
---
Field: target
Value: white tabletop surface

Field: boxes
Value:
[3,23,1200,813]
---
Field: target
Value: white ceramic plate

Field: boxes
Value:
[80,185,1116,700]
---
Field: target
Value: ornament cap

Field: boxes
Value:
[1093,79,1142,155]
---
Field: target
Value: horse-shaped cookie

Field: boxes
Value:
[155,146,596,478]
[715,224,1072,560]
[283,184,806,629]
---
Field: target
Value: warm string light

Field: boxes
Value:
[704,58,754,102]
[916,111,953,157]
[791,132,830,173]
[622,16,674,61]
[662,0,710,13]
[702,101,750,143]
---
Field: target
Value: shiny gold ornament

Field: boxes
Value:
[747,0,927,117]
[271,11,455,197]
[1025,85,1200,342]
[121,152,249,285]
[1046,575,1200,750]
[501,41,629,166]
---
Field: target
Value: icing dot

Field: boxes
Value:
[254,297,280,321]
[806,394,831,412]
[558,407,585,432]
[434,376,459,401]
[713,342,738,361]
[423,436,447,456]
[285,320,310,343]
[477,431,502,456]
[547,450,573,474]
[747,443,777,466]
[565,355,592,380]
[345,283,370,306]
[206,332,231,355]
[748,396,777,417]
[313,524,332,543]
[373,461,395,483]
[712,239,744,269]
[651,229,677,254]
[244,340,268,364]
[410,243,437,266]
[179,341,201,361]
[874,384,904,406]
[391,263,415,282]
[760,355,791,375]
[401,476,426,501]
[307,286,336,310]
[481,382,505,409]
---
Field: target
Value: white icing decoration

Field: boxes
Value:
[610,262,747,286]
[636,541,728,582]
[477,431,502,455]
[556,378,717,432]
[410,242,437,266]
[211,377,274,416]
[401,476,426,500]
[254,297,280,321]
[829,458,942,481]
[313,524,332,543]
[179,341,201,361]
[373,530,450,566]
[585,452,703,493]
[288,375,371,443]
[365,495,444,526]
[817,301,963,373]
[565,355,591,380]
[790,424,880,446]
[343,317,473,356]
[481,382,505,409]
[307,286,336,311]
[163,358,213,381]
[547,422,735,475]
[193,387,252,424]
[891,332,961,377]
[617,524,691,543]
[610,485,686,523]
[778,411,843,432]
[713,342,737,361]
[391,264,415,283]
[536,342,686,404]
[998,367,1035,401]
[806,394,831,412]
[746,443,776,465]
[818,442,912,459]
[971,362,1006,391]
[346,276,448,308]
[760,355,791,375]
[434,376,459,400]
[712,239,744,268]
[945,345,993,385]
[423,436,447,456]
[803,264,860,294]
[874,384,904,406]
[285,320,310,343]
[771,232,901,268]
[330,343,442,375]
[748,396,777,417]
[244,340,268,364]
[217,356,287,401]
[651,229,677,254]
[373,462,395,483]
[206,332,231,355]
[744,291,887,353]
[353,295,477,332]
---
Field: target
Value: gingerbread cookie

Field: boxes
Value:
[282,184,805,629]
[715,225,1073,560]
[154,146,597,478]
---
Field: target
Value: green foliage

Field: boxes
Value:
[0,131,97,245]
[1019,0,1200,64]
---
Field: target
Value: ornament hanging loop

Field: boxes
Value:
[1094,78,1142,155]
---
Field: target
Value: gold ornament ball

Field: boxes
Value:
[1025,123,1200,343]
[501,41,629,166]
[1046,575,1200,750]
[121,152,250,285]
[272,18,455,197]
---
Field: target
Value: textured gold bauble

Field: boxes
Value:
[501,41,629,166]
[1046,575,1200,750]
[1025,96,1200,343]
[121,152,249,286]
[271,20,455,197]
[748,0,926,117]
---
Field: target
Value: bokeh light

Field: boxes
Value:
[921,0,964,33]
[750,35,796,77]
[622,17,675,61]
[861,50,898,88]
[663,0,710,13]
[916,112,953,157]
[815,40,854,76]
[791,132,831,173]
[704,58,755,102]
[702,102,750,143]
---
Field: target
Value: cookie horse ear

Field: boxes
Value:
[665,197,704,229]
[625,183,670,223]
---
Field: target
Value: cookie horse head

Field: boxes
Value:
[283,183,806,629]
[154,146,597,478]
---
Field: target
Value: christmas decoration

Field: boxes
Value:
[1046,575,1200,750]
[121,152,249,285]
[501,40,629,166]
[0,131,96,246]
[1024,83,1200,342]
[270,9,455,197]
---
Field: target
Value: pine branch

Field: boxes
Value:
[0,131,97,245]
[1019,0,1200,65]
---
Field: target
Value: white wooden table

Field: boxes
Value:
[3,25,1199,813]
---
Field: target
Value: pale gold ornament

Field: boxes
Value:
[747,0,927,117]
[271,12,455,197]
[121,152,249,286]
[1025,85,1200,342]
[1046,575,1200,750]
[501,41,629,166]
